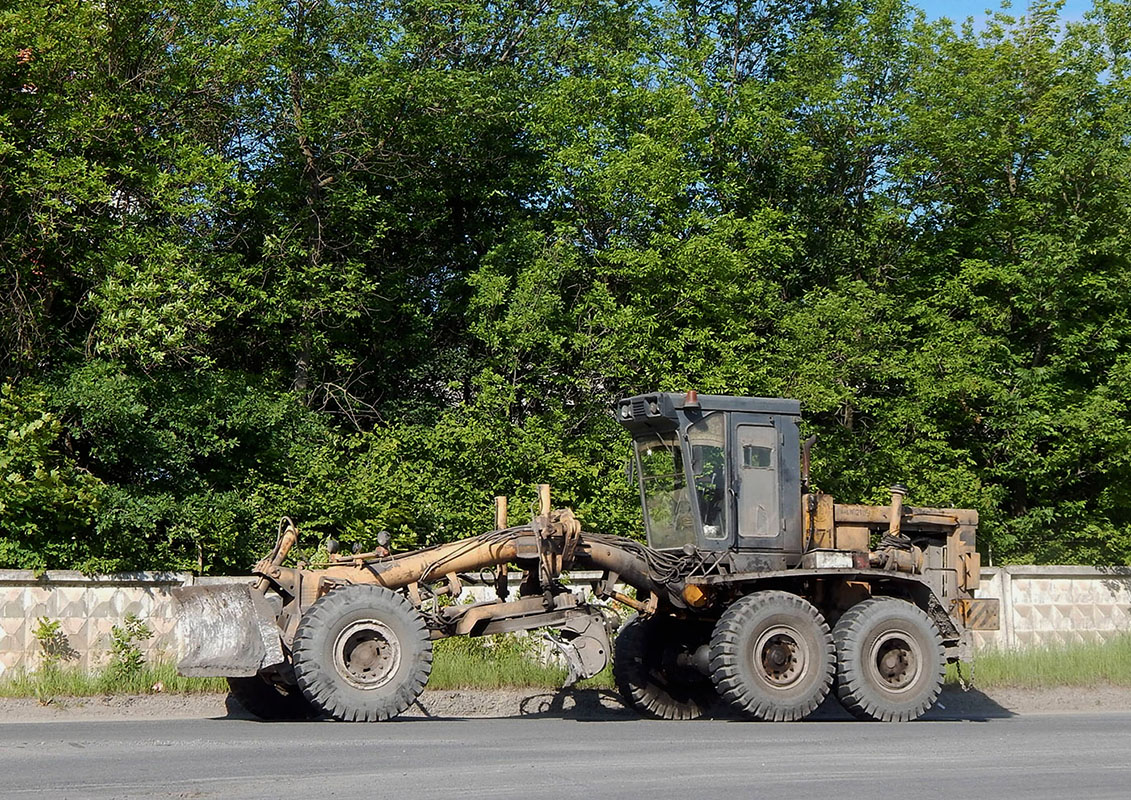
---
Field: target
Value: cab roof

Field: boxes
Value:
[616,392,801,427]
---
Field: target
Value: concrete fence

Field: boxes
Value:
[973,565,1131,650]
[0,571,235,677]
[1,565,1129,676]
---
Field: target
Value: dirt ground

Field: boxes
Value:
[3,685,1131,723]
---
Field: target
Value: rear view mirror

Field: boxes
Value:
[624,458,636,486]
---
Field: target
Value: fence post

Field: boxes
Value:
[1000,566,1016,649]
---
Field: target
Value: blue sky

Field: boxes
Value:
[913,0,1093,24]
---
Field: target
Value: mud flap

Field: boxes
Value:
[172,584,284,677]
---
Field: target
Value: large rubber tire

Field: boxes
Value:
[226,675,319,720]
[613,614,715,720]
[833,597,944,722]
[709,590,835,722]
[292,584,433,722]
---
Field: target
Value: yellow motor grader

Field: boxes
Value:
[174,392,998,722]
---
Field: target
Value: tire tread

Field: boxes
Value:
[613,614,713,720]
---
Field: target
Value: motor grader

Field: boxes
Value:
[174,391,999,722]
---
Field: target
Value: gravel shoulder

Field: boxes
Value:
[3,684,1131,723]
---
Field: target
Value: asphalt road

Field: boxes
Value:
[2,710,1130,800]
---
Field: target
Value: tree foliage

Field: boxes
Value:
[2,0,1130,571]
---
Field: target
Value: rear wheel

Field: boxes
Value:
[833,597,944,722]
[293,584,433,721]
[226,675,318,720]
[709,590,834,721]
[613,614,715,720]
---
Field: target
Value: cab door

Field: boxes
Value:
[732,420,781,548]
[730,413,803,554]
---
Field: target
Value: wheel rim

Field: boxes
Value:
[753,624,809,688]
[333,619,401,690]
[868,629,922,693]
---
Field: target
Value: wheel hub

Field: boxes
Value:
[869,631,922,692]
[754,625,809,687]
[333,619,401,690]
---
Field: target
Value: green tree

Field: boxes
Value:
[0,383,101,571]
[4,0,1131,572]
[888,2,1131,561]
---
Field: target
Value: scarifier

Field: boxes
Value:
[174,392,999,722]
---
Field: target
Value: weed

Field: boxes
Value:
[32,617,78,669]
[30,617,79,705]
[107,614,153,680]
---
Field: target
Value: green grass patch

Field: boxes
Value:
[0,661,226,700]
[0,636,614,699]
[959,634,1131,689]
[429,634,613,690]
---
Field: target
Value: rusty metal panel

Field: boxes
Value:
[963,550,981,590]
[946,526,980,593]
[806,493,836,549]
[835,525,870,552]
[954,519,978,547]
[834,504,889,525]
[834,504,972,529]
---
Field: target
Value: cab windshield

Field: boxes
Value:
[634,413,729,549]
[635,432,695,549]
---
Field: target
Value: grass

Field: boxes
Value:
[0,635,613,700]
[429,633,614,690]
[0,662,226,700]
[953,634,1131,689]
[4,634,1131,699]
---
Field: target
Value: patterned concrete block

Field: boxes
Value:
[20,587,51,624]
[0,587,29,620]
[46,587,86,619]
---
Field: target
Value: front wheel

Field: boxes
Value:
[226,675,319,720]
[292,584,433,721]
[709,590,835,721]
[832,597,944,722]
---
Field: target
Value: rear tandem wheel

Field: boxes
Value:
[832,597,944,722]
[708,590,835,721]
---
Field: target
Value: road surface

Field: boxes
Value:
[2,708,1129,799]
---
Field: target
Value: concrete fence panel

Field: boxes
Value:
[975,566,1131,650]
[0,571,195,676]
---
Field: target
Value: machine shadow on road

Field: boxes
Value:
[222,686,1016,724]
[505,687,1013,723]
[807,687,1016,723]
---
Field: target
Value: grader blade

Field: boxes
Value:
[172,584,283,677]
